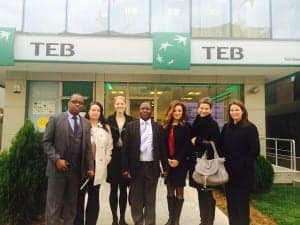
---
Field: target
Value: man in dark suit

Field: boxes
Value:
[122,102,167,225]
[43,93,95,225]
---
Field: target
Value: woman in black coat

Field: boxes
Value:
[162,100,191,225]
[189,97,221,225]
[106,96,134,225]
[220,100,260,225]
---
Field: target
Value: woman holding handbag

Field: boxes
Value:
[189,97,221,225]
[220,100,260,225]
[162,100,191,225]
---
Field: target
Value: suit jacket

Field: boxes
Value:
[121,119,167,179]
[43,112,94,179]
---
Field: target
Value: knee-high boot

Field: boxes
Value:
[173,198,184,225]
[198,189,216,225]
[165,196,175,225]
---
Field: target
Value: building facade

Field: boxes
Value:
[1,0,300,151]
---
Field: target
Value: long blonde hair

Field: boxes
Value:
[162,100,187,129]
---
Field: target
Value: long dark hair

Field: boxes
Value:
[227,100,249,127]
[162,100,187,129]
[85,101,109,132]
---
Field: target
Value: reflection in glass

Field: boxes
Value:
[152,0,190,33]
[24,0,66,33]
[67,0,108,34]
[110,0,149,34]
[272,0,300,39]
[192,0,230,37]
[232,0,270,38]
[104,82,243,126]
[0,0,23,31]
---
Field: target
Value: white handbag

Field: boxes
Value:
[192,141,229,188]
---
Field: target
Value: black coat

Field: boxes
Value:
[162,123,191,187]
[220,121,260,187]
[106,113,134,184]
[189,114,221,188]
[121,119,167,179]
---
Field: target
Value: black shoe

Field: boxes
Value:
[119,219,128,225]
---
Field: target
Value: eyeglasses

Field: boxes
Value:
[70,100,84,105]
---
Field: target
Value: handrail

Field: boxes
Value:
[260,137,297,171]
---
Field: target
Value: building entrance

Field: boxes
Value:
[104,82,243,127]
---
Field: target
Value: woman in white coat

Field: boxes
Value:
[75,101,113,225]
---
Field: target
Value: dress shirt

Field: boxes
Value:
[139,118,153,161]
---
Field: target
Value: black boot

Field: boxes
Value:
[206,198,216,225]
[112,214,118,225]
[119,216,128,225]
[198,189,215,225]
[165,196,175,225]
[173,198,184,225]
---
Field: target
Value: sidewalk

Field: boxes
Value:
[96,179,229,225]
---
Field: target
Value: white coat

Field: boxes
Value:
[91,123,113,185]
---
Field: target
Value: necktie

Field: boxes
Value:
[72,116,79,134]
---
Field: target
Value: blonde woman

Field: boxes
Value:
[75,101,113,225]
[106,96,133,225]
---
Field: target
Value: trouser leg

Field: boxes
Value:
[129,175,145,225]
[225,184,250,225]
[45,177,65,225]
[85,182,100,225]
[63,174,80,225]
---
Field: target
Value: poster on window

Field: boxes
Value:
[32,101,56,115]
[212,102,225,128]
[183,102,198,125]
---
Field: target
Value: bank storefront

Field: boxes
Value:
[1,31,300,150]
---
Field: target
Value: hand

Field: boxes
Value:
[191,137,196,145]
[161,171,168,178]
[87,170,95,177]
[122,171,131,179]
[55,159,69,171]
[168,159,179,168]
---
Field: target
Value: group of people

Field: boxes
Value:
[43,93,260,225]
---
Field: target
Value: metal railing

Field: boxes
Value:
[260,137,297,171]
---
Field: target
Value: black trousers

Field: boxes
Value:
[225,184,250,225]
[129,162,158,225]
[75,177,100,225]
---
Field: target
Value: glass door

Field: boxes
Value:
[128,97,157,121]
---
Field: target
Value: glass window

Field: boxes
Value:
[27,82,60,132]
[152,0,190,33]
[67,0,108,34]
[110,0,149,35]
[232,0,270,38]
[192,0,230,38]
[272,0,300,39]
[62,82,94,112]
[23,0,66,33]
[0,0,23,31]
[104,82,243,127]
